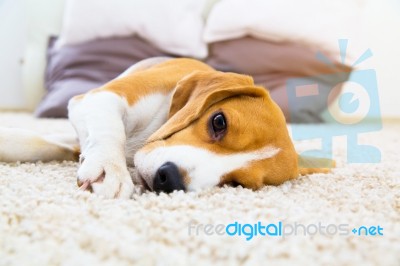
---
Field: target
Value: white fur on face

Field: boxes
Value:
[134,145,280,191]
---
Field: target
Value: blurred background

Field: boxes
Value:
[0,0,399,122]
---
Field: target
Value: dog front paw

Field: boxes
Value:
[77,154,134,199]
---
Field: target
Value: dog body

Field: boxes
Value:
[0,58,331,198]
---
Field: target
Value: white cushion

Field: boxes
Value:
[204,0,366,61]
[57,0,208,58]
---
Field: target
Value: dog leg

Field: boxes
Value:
[0,128,79,162]
[68,91,134,199]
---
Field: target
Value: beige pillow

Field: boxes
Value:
[21,0,66,110]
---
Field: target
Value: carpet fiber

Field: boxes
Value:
[0,112,399,266]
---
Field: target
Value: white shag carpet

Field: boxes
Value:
[0,112,399,266]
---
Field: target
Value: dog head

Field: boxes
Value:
[134,71,331,193]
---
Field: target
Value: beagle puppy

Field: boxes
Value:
[0,57,333,198]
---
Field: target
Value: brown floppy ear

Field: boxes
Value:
[147,70,267,142]
[297,155,336,175]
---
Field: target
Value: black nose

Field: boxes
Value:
[153,162,185,193]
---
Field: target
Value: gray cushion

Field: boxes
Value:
[35,36,172,118]
[36,36,352,123]
[206,37,352,123]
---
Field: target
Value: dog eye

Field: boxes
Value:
[212,113,226,131]
[209,112,227,139]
